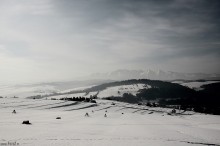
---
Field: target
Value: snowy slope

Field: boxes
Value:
[0,79,109,98]
[173,81,220,90]
[97,84,151,98]
[0,84,58,98]
[46,84,151,100]
[58,85,96,94]
[0,98,220,146]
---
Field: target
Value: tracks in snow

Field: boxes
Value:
[0,98,194,116]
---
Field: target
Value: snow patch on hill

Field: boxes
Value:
[173,81,220,90]
[0,84,57,98]
[97,84,151,98]
[58,85,96,94]
[46,84,151,100]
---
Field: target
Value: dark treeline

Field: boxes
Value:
[154,83,220,114]
[104,93,140,104]
[193,83,220,114]
[59,96,97,103]
[84,79,192,92]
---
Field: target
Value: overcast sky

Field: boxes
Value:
[0,0,220,83]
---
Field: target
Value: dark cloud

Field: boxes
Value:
[1,0,220,83]
[52,0,220,71]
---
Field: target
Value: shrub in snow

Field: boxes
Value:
[90,100,96,103]
[12,110,16,114]
[171,109,176,114]
[146,102,152,107]
[84,98,90,102]
[85,113,89,117]
[22,120,31,125]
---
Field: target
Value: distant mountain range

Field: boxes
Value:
[89,69,220,81]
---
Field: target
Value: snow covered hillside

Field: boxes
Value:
[173,80,220,90]
[0,80,110,98]
[0,98,220,146]
[98,84,151,98]
[47,84,151,100]
[0,84,57,98]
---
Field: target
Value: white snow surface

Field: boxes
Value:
[174,81,220,90]
[0,83,96,99]
[58,85,96,94]
[47,84,150,100]
[0,98,220,146]
[98,84,151,98]
[0,84,58,98]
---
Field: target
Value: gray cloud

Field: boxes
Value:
[0,0,219,83]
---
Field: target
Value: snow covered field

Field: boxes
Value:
[0,84,58,98]
[0,98,220,146]
[0,82,99,99]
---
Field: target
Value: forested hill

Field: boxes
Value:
[83,79,220,114]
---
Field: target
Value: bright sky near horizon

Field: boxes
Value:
[0,0,220,83]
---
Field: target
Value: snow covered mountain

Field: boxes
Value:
[89,69,220,81]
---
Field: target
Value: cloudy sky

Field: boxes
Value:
[0,0,220,83]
